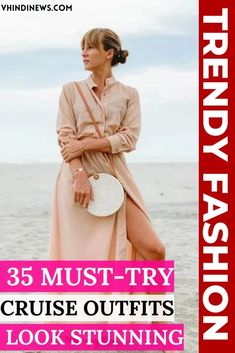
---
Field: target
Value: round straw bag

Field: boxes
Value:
[87,173,124,217]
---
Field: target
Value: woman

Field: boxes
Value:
[48,27,176,353]
[49,28,165,264]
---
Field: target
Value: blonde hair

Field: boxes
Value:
[81,28,129,66]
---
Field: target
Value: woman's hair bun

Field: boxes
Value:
[118,49,129,64]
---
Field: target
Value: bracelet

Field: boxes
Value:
[73,167,85,176]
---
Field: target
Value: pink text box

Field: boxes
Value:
[0,260,174,292]
[0,323,184,350]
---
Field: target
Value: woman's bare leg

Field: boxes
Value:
[126,196,178,353]
[126,195,165,260]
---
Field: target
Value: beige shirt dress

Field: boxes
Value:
[48,74,150,262]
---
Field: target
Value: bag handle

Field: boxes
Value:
[73,81,118,178]
[74,81,103,139]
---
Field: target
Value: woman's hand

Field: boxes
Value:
[61,140,85,162]
[60,137,98,162]
[72,171,94,208]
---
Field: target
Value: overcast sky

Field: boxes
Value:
[0,0,198,163]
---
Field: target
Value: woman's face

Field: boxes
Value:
[81,41,113,71]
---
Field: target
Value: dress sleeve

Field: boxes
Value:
[56,83,77,146]
[106,87,141,153]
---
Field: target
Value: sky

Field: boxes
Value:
[0,0,198,163]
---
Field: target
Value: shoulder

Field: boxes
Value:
[61,80,82,92]
[60,80,85,101]
[116,81,140,99]
[62,78,88,89]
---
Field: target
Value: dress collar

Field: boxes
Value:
[86,74,117,90]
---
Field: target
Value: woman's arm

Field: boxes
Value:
[105,87,141,153]
[69,157,84,174]
[83,137,112,153]
[61,136,111,162]
[69,157,94,208]
[57,84,93,208]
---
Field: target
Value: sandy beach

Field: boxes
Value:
[0,162,198,353]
